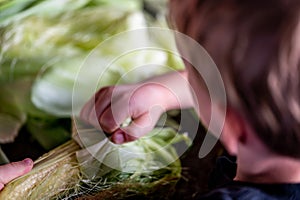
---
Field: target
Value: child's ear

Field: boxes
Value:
[220,108,246,156]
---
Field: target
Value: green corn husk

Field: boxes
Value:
[0,124,189,200]
[0,0,184,148]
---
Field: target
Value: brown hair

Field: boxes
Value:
[169,0,300,158]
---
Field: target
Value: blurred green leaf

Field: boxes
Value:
[26,117,71,150]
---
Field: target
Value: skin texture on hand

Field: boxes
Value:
[80,70,194,144]
[0,158,33,190]
[80,83,171,143]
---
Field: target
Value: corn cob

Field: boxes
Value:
[0,126,184,199]
[0,140,81,200]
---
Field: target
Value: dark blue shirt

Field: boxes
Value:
[197,156,300,200]
[198,181,300,200]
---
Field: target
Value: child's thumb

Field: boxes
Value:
[0,158,33,190]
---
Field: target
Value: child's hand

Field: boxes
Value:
[0,158,33,190]
[80,70,193,144]
[80,83,170,144]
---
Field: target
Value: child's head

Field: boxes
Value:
[170,0,300,158]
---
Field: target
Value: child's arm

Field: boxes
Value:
[80,70,194,143]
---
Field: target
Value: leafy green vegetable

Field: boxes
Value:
[0,81,28,143]
[30,10,184,117]
[26,116,71,150]
[0,78,62,144]
[0,0,185,154]
[0,0,144,144]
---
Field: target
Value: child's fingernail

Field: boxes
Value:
[23,158,33,166]
[112,131,125,144]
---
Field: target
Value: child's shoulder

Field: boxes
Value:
[197,181,300,200]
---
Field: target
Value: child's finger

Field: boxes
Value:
[0,158,33,190]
